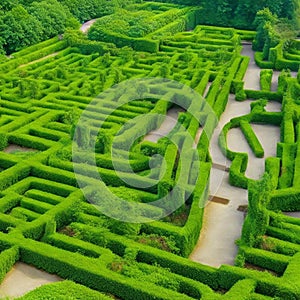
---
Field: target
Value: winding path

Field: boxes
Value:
[190,44,281,267]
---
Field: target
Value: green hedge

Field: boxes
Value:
[240,121,264,158]
[18,280,113,300]
[0,164,31,191]
[254,52,274,69]
[245,90,282,101]
[241,175,272,247]
[269,188,300,211]
[265,157,280,189]
[88,28,159,53]
[278,143,295,189]
[0,246,19,283]
[260,69,273,91]
[241,246,289,275]
[43,233,106,259]
[229,153,249,189]
[17,238,194,300]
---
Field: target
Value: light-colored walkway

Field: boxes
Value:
[80,19,97,34]
[241,44,260,90]
[284,212,300,218]
[271,71,280,92]
[0,263,62,299]
[190,94,251,267]
[190,169,247,267]
[190,44,281,267]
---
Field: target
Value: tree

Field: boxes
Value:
[59,0,118,23]
[28,0,78,40]
[0,5,43,54]
[253,8,297,59]
[252,8,277,51]
[198,0,237,27]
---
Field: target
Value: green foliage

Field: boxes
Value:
[241,175,272,247]
[150,0,297,29]
[0,5,43,54]
[0,246,19,283]
[260,69,273,91]
[18,280,113,300]
[58,0,127,23]
[240,121,264,158]
[0,133,8,151]
[28,0,79,39]
[0,5,299,299]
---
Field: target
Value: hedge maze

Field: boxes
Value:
[0,2,300,299]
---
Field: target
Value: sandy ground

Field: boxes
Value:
[80,19,97,34]
[265,101,281,112]
[271,71,280,92]
[0,263,62,299]
[203,82,212,98]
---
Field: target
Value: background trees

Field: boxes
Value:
[28,0,78,40]
[150,0,299,30]
[233,0,296,29]
[0,5,43,54]
[253,7,298,60]
[0,0,133,55]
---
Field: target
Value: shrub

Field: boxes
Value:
[18,280,112,300]
[240,121,264,158]
[0,246,19,283]
[0,133,8,151]
[241,175,272,247]
[260,69,273,91]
